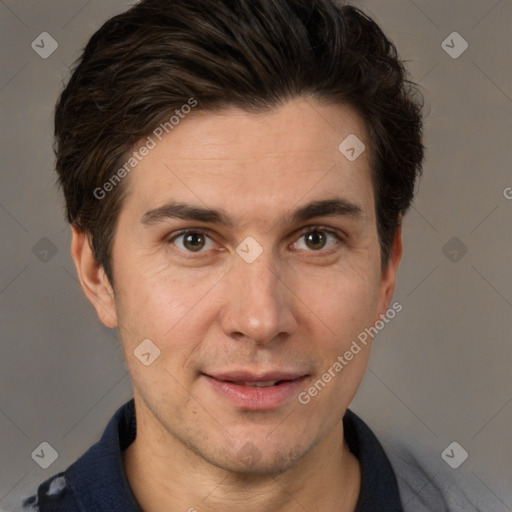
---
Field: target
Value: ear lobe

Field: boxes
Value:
[70,226,118,328]
[376,222,403,319]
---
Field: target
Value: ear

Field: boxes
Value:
[70,226,118,328]
[375,220,403,320]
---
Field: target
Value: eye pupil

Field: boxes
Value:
[178,230,333,254]
[305,230,326,250]
[183,232,205,251]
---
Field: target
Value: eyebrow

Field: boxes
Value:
[140,198,364,227]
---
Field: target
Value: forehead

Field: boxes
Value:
[120,99,375,225]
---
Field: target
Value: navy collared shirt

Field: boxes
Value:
[18,399,403,511]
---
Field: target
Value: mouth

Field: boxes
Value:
[234,380,286,388]
[202,371,309,410]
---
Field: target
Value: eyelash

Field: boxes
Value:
[167,226,344,257]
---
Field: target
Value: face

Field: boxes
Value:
[81,98,400,474]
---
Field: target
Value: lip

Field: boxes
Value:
[208,370,307,382]
[202,371,309,411]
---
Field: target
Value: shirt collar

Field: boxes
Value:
[64,399,402,511]
[344,408,403,511]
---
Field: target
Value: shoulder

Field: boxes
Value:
[12,399,138,512]
[10,472,72,512]
[345,410,492,512]
[379,433,495,512]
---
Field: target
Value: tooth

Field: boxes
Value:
[256,381,277,388]
[242,381,277,388]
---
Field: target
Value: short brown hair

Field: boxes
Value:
[54,0,424,283]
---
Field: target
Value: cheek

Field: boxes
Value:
[305,261,382,346]
[113,264,223,371]
[298,277,375,414]
[115,260,200,330]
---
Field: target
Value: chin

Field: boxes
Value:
[205,441,310,477]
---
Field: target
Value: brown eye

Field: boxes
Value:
[292,228,341,253]
[183,232,205,251]
[171,231,214,253]
[305,230,327,250]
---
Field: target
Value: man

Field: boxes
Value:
[18,0,428,510]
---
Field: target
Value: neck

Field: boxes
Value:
[123,404,361,512]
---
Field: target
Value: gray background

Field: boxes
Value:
[1,0,511,510]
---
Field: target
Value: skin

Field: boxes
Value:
[71,98,402,512]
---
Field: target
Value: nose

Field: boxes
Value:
[220,249,298,346]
